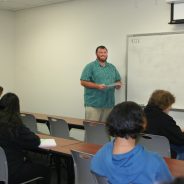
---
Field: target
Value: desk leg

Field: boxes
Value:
[51,154,74,184]
[53,156,61,184]
[46,120,50,131]
[65,156,74,184]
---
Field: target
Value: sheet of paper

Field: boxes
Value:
[106,83,117,87]
[106,83,122,87]
[39,139,56,148]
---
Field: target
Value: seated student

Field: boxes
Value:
[91,101,172,184]
[0,93,50,184]
[144,90,184,160]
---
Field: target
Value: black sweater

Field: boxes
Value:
[0,123,40,177]
[144,105,184,145]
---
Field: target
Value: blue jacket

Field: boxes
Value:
[91,141,172,184]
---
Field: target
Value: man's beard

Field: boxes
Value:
[97,56,107,62]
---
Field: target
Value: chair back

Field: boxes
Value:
[0,147,43,184]
[138,134,171,157]
[71,150,97,184]
[0,146,8,184]
[21,113,38,133]
[48,117,70,139]
[84,121,110,145]
[92,172,109,184]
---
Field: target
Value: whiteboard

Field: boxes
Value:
[127,32,184,109]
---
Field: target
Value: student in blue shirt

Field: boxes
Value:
[91,101,172,184]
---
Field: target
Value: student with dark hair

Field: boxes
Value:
[80,45,122,122]
[0,93,50,184]
[144,90,184,160]
[91,101,172,184]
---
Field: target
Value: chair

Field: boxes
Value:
[92,172,109,184]
[138,134,171,157]
[0,146,43,184]
[48,117,70,139]
[0,146,8,184]
[21,113,38,133]
[71,150,97,184]
[84,121,110,145]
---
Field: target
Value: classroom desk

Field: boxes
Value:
[33,134,184,182]
[49,115,84,129]
[55,142,102,155]
[54,142,184,178]
[164,157,184,177]
[37,134,81,184]
[38,133,80,148]
[21,111,84,129]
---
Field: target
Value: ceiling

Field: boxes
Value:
[0,0,74,11]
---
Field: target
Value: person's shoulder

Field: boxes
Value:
[87,60,96,66]
[107,63,119,72]
[83,60,96,69]
[144,149,165,164]
[107,62,116,68]
[95,141,113,155]
[91,141,112,167]
[145,105,173,121]
[160,111,175,124]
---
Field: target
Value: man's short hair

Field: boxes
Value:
[107,101,146,139]
[148,90,175,110]
[96,45,108,53]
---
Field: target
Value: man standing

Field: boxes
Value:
[80,46,121,122]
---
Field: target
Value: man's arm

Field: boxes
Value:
[80,80,106,90]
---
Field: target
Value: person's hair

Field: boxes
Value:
[0,86,3,92]
[107,101,146,139]
[161,177,184,184]
[148,90,175,110]
[0,93,20,113]
[95,45,108,53]
[0,93,22,137]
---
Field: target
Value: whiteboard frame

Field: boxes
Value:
[126,31,184,112]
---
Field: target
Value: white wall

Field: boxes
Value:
[14,0,184,125]
[0,10,15,94]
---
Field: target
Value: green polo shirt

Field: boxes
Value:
[80,60,121,108]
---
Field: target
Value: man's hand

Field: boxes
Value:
[115,81,122,89]
[97,84,107,90]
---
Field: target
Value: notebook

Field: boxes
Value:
[39,139,57,148]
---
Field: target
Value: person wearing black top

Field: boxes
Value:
[0,93,50,184]
[144,89,184,160]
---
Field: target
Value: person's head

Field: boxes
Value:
[148,90,175,113]
[0,86,3,97]
[96,45,108,62]
[0,93,20,114]
[0,93,22,136]
[107,101,146,139]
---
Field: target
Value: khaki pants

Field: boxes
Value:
[85,107,112,122]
